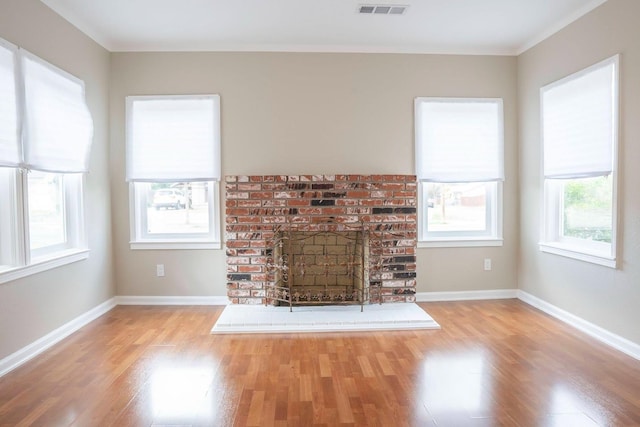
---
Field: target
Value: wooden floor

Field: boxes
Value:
[1,300,639,426]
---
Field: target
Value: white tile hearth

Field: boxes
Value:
[211,303,440,334]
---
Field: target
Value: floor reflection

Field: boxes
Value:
[150,364,216,422]
[418,348,492,418]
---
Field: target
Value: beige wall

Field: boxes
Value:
[110,52,519,297]
[0,0,114,359]
[518,0,640,344]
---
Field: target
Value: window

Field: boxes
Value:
[126,95,221,249]
[0,38,93,283]
[540,55,619,267]
[415,97,504,247]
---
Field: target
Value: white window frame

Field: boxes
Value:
[126,94,221,250]
[418,181,503,248]
[27,172,86,261]
[539,55,619,268]
[0,39,89,284]
[415,97,504,248]
[129,181,220,250]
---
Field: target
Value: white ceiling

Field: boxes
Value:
[40,0,607,55]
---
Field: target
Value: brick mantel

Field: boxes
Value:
[225,174,417,304]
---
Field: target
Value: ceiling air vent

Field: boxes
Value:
[358,4,408,15]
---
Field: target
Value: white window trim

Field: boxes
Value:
[129,181,221,250]
[28,173,86,262]
[0,249,89,285]
[0,171,88,284]
[539,55,619,268]
[418,181,504,248]
[539,179,617,268]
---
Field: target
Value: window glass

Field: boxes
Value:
[426,182,489,233]
[146,182,211,235]
[561,176,612,243]
[27,171,65,250]
[0,168,17,270]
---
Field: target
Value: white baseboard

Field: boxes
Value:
[517,290,640,361]
[0,297,117,378]
[416,289,518,302]
[115,295,229,306]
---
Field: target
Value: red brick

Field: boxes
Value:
[290,216,310,223]
[262,183,287,191]
[371,190,394,198]
[263,216,287,224]
[335,199,359,206]
[237,200,263,208]
[320,207,346,215]
[287,199,310,206]
[237,216,261,223]
[227,208,250,216]
[227,192,249,199]
[274,191,299,198]
[238,265,263,273]
[239,282,264,290]
[346,190,369,198]
[380,183,405,190]
[358,199,383,206]
[250,191,274,199]
[238,183,262,191]
[228,289,251,297]
[261,200,287,207]
[393,191,415,198]
[298,208,322,215]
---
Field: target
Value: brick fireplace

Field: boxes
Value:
[225,174,417,305]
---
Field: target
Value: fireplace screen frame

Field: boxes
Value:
[265,222,379,311]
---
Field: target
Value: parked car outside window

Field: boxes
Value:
[152,189,187,210]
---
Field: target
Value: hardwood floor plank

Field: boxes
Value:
[1,301,639,426]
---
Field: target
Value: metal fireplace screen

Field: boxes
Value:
[266,224,377,311]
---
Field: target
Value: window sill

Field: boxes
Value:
[419,238,503,248]
[539,242,616,268]
[0,249,90,285]
[130,240,222,250]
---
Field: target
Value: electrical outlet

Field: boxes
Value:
[484,258,492,271]
[156,264,165,277]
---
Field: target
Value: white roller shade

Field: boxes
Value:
[415,98,504,183]
[0,41,20,168]
[21,51,94,173]
[542,56,617,179]
[126,95,220,182]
